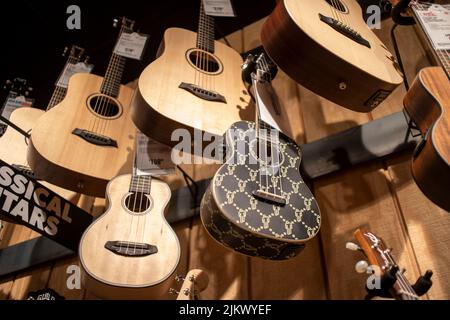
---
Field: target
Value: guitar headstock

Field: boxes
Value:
[63,45,87,64]
[114,17,136,33]
[241,52,278,85]
[3,78,33,97]
[170,269,209,300]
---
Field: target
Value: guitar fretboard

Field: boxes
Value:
[197,1,215,53]
[129,174,152,194]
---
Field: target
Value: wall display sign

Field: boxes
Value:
[136,131,176,176]
[0,159,93,251]
[56,62,94,89]
[202,0,235,17]
[114,32,149,60]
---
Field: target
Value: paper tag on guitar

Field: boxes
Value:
[0,94,33,125]
[136,132,176,176]
[56,62,94,88]
[202,0,235,17]
[414,3,450,50]
[114,32,149,60]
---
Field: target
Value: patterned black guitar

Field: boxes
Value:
[200,54,321,260]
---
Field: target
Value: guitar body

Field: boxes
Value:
[0,108,79,202]
[404,67,450,212]
[200,121,321,260]
[79,175,180,299]
[132,27,253,147]
[28,73,136,197]
[261,0,404,112]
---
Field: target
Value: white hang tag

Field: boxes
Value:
[414,3,450,50]
[114,32,149,60]
[202,0,235,17]
[1,94,33,125]
[135,132,176,176]
[56,62,94,88]
[254,81,283,133]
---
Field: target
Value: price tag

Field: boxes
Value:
[114,32,149,60]
[414,3,450,50]
[56,62,94,88]
[135,132,176,176]
[202,0,235,17]
[0,94,33,126]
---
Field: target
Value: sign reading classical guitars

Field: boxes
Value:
[0,159,92,251]
[28,18,138,197]
[261,0,404,112]
[200,54,321,260]
[132,0,252,150]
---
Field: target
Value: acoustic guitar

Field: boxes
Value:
[200,54,321,260]
[261,0,404,112]
[0,47,88,203]
[131,1,252,149]
[79,149,180,299]
[28,18,137,197]
[397,1,450,211]
[348,228,433,300]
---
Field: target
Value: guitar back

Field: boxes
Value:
[132,27,253,148]
[404,67,450,211]
[261,0,404,112]
[28,73,136,197]
[79,175,180,299]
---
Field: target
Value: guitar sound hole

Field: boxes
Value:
[187,49,222,74]
[87,94,122,119]
[325,0,348,13]
[124,192,151,215]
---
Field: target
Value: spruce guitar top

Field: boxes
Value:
[28,18,137,197]
[131,1,252,150]
[200,54,321,260]
[261,0,404,112]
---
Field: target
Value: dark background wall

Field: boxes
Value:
[0,0,277,108]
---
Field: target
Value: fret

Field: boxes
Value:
[47,55,80,110]
[196,1,215,53]
[129,175,152,194]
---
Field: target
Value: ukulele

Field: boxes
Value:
[349,228,433,300]
[171,269,209,300]
[79,142,180,300]
[131,1,252,150]
[261,0,404,112]
[395,1,450,211]
[0,47,88,202]
[28,18,137,197]
[200,53,321,260]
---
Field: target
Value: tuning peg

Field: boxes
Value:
[84,56,90,64]
[355,260,369,274]
[346,242,361,251]
[169,288,179,295]
[175,274,185,282]
[62,47,69,57]
[113,19,119,28]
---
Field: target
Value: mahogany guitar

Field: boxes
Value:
[28,18,137,197]
[132,1,252,149]
[200,54,321,260]
[79,162,180,299]
[261,0,404,112]
[348,228,433,300]
[399,1,450,211]
[0,47,88,203]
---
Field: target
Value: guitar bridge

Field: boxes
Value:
[179,82,227,103]
[11,164,37,180]
[319,14,371,48]
[253,190,286,207]
[72,128,118,148]
[105,241,158,257]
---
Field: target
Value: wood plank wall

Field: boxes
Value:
[1,14,449,300]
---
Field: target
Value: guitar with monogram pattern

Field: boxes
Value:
[200,54,321,260]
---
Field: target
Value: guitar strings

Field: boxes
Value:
[384,250,418,300]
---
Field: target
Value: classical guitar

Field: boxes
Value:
[0,47,88,202]
[348,228,433,300]
[394,1,450,211]
[171,269,209,300]
[79,150,180,299]
[28,18,137,197]
[132,1,252,149]
[200,54,321,260]
[261,0,404,112]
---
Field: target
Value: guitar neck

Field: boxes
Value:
[129,174,152,194]
[46,55,79,111]
[196,1,215,53]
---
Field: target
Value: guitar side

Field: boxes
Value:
[79,175,180,299]
[132,27,253,147]
[28,73,136,197]
[261,0,404,112]
[404,67,450,212]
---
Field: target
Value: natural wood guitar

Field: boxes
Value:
[261,0,404,112]
[132,1,252,149]
[79,173,180,299]
[28,18,137,197]
[0,48,88,203]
